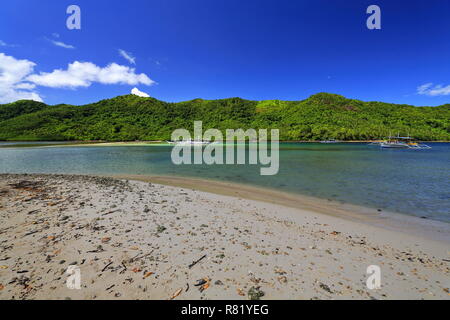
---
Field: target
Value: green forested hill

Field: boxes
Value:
[0,93,449,141]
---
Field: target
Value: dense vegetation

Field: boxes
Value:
[0,93,449,141]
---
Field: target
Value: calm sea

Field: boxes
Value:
[0,142,449,223]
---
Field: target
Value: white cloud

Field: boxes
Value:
[118,49,136,64]
[49,39,75,49]
[0,53,43,103]
[417,82,450,96]
[27,61,155,89]
[15,83,37,90]
[131,87,150,97]
[0,53,156,104]
[0,40,17,48]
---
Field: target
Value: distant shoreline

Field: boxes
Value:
[1,140,450,148]
[2,139,450,142]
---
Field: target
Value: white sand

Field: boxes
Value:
[0,174,448,300]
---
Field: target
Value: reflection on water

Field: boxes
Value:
[0,143,449,222]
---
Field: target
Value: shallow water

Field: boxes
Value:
[0,142,449,223]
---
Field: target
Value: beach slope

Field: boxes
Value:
[0,174,448,300]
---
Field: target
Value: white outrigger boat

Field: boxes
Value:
[320,139,340,144]
[167,139,212,146]
[379,135,431,149]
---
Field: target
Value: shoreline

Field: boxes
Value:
[1,140,450,147]
[0,173,448,300]
[109,174,450,244]
[1,140,448,151]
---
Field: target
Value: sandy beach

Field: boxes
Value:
[0,174,448,300]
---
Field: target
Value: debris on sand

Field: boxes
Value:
[169,288,183,300]
[194,279,207,287]
[319,283,333,294]
[101,237,111,243]
[194,278,210,293]
[188,255,207,269]
[156,225,167,234]
[248,286,265,300]
[237,288,246,297]
[0,173,448,300]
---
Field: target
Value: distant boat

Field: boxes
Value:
[380,141,409,148]
[320,139,340,144]
[405,141,432,150]
[380,135,431,149]
[167,139,212,146]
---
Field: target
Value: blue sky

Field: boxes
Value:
[1,0,449,106]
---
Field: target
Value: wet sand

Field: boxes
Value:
[0,174,449,300]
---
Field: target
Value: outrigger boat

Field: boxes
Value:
[379,135,431,149]
[320,139,340,144]
[406,141,432,149]
[167,139,212,146]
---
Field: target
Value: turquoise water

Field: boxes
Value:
[0,143,449,223]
